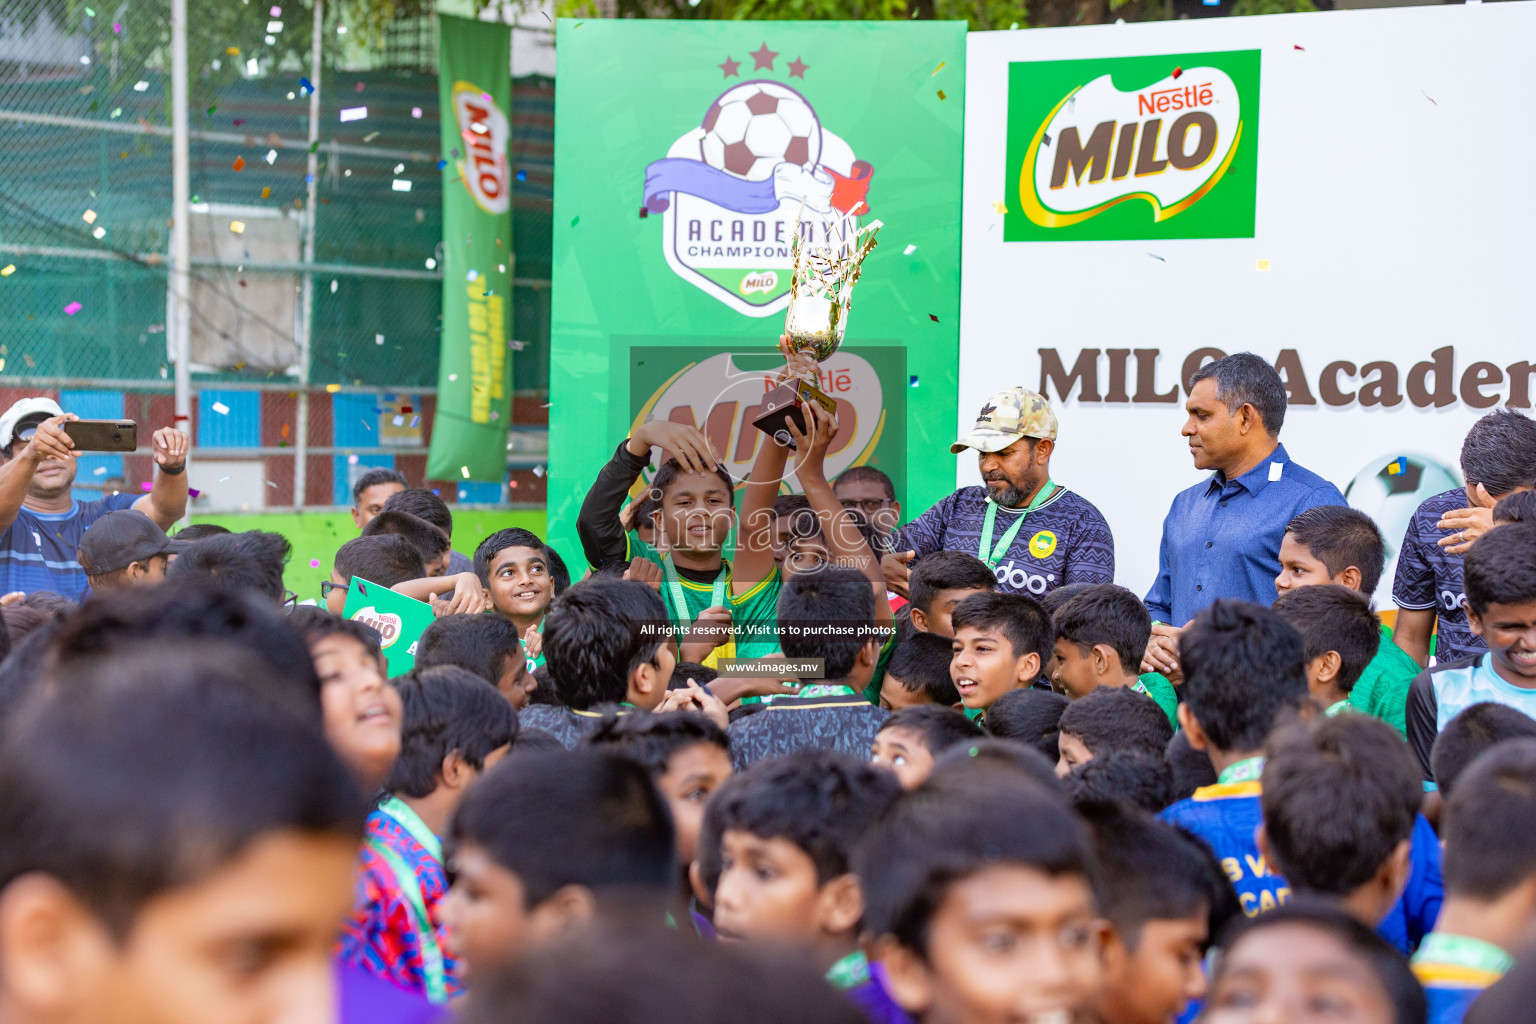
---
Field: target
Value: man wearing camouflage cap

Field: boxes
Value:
[884,387,1114,598]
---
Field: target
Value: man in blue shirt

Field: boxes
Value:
[887,386,1115,599]
[0,397,190,601]
[1143,353,1345,676]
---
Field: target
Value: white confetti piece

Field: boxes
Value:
[375,333,384,344]
[93,465,107,475]
[82,209,97,224]
[211,401,230,415]
[460,466,470,479]
[903,244,917,255]
[392,179,412,192]
[532,465,545,477]
[265,148,277,164]
[339,106,367,122]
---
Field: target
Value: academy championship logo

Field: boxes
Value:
[1004,50,1261,242]
[642,43,875,316]
[453,81,511,215]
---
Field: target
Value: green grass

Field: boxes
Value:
[184,509,549,602]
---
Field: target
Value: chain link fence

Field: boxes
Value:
[0,0,553,511]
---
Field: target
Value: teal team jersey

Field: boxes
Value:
[624,535,782,665]
[1348,624,1422,740]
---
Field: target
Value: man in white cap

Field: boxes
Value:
[883,387,1114,598]
[0,397,190,600]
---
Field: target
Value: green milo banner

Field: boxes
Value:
[1004,49,1261,242]
[549,20,967,565]
[341,578,437,678]
[428,15,515,482]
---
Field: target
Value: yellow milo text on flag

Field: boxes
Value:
[465,282,506,424]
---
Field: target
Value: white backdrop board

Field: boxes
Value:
[959,3,1536,608]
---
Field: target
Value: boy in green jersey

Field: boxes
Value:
[1272,584,1382,719]
[1276,505,1421,737]
[474,526,563,674]
[1051,583,1178,729]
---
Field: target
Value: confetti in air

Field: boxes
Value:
[339,106,367,122]
[63,301,83,316]
[211,401,230,415]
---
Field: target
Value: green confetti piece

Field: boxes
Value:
[309,141,320,153]
[571,216,579,227]
[207,104,216,115]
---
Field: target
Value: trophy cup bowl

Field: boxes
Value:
[753,219,881,448]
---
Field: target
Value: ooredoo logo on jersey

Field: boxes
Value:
[1004,49,1261,242]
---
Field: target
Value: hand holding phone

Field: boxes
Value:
[62,420,137,453]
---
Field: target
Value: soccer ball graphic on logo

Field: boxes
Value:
[1344,452,1460,601]
[699,81,822,182]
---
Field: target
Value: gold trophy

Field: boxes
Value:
[753,215,883,448]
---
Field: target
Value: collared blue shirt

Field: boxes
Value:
[1144,443,1345,625]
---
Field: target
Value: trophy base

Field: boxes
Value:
[753,380,839,449]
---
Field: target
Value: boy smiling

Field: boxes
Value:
[475,527,562,673]
[948,591,1053,720]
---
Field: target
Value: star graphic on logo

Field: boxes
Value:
[749,42,778,71]
[787,56,808,78]
[719,55,741,78]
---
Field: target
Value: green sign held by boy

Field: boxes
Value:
[342,577,437,678]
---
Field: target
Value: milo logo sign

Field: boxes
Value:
[351,607,405,649]
[452,81,511,215]
[1004,50,1260,242]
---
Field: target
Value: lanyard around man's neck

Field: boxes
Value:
[978,480,1055,568]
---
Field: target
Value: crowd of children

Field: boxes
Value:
[1,379,1535,1024]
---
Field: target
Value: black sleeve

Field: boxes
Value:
[576,441,651,571]
[1405,669,1439,784]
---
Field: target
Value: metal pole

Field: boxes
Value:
[170,0,191,525]
[294,0,323,508]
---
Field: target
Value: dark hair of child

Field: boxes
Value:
[1460,409,1536,497]
[1212,902,1427,1024]
[1464,521,1536,616]
[0,644,365,938]
[172,522,233,542]
[880,705,983,758]
[288,606,385,663]
[1078,801,1241,951]
[415,613,523,689]
[1431,702,1536,799]
[1441,738,1536,901]
[51,581,320,705]
[1493,490,1536,525]
[527,664,559,706]
[362,509,450,567]
[1272,584,1381,696]
[777,566,877,679]
[1283,505,1388,593]
[858,772,1094,956]
[165,529,291,603]
[893,604,915,644]
[585,711,729,777]
[834,465,896,500]
[1165,731,1218,801]
[385,665,519,797]
[0,618,64,731]
[1260,716,1421,897]
[669,661,718,690]
[1179,599,1308,753]
[334,534,427,588]
[929,737,1063,795]
[650,457,736,503]
[1058,686,1173,761]
[985,687,1069,759]
[459,921,867,1024]
[703,751,902,887]
[1040,582,1093,616]
[949,591,1054,670]
[886,632,963,705]
[381,487,454,537]
[1052,584,1153,672]
[450,749,675,907]
[474,527,570,596]
[352,467,407,505]
[542,579,668,709]
[1067,752,1177,815]
[908,550,995,615]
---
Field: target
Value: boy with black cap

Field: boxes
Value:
[77,509,189,593]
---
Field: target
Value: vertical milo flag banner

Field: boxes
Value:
[1004,49,1261,242]
[549,21,967,564]
[428,15,514,482]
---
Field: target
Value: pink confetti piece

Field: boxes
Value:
[310,558,321,568]
[141,481,153,492]
[64,301,83,315]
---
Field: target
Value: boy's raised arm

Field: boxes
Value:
[577,420,716,570]
[788,402,893,628]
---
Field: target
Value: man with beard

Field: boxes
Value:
[0,397,190,600]
[884,388,1114,598]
